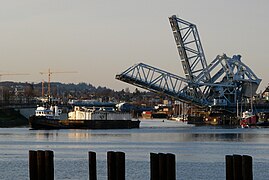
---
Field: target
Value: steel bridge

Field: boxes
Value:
[116,15,261,112]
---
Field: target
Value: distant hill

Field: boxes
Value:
[0,81,112,94]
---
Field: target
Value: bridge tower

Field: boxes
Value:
[116,15,261,112]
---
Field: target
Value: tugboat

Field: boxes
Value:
[29,105,140,129]
[240,111,257,128]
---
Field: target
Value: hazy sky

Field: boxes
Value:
[1,0,269,92]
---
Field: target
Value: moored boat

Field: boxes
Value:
[141,111,152,119]
[240,111,257,128]
[29,105,140,129]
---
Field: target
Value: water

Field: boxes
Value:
[1,119,269,179]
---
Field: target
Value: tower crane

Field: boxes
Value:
[40,68,77,97]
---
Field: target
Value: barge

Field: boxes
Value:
[29,105,140,129]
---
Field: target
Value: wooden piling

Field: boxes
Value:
[166,153,176,180]
[150,153,159,180]
[226,154,253,180]
[115,152,125,180]
[29,150,38,180]
[233,155,243,180]
[45,150,54,180]
[158,153,167,180]
[107,151,116,180]
[225,155,234,180]
[37,150,45,180]
[242,155,253,180]
[88,151,97,180]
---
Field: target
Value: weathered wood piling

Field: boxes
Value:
[29,150,54,180]
[225,154,253,180]
[107,151,125,180]
[150,152,176,180]
[88,151,97,180]
[29,150,37,180]
[88,151,126,180]
[45,150,54,180]
[28,150,254,180]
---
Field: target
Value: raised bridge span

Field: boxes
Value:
[116,15,261,113]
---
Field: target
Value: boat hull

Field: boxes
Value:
[29,116,140,130]
[255,121,269,127]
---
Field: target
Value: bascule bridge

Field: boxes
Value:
[116,15,261,117]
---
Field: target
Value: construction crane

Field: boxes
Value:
[40,68,77,97]
[116,15,261,112]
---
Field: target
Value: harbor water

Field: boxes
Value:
[1,119,269,180]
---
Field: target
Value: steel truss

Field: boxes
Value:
[169,15,210,83]
[116,15,261,110]
[116,63,207,106]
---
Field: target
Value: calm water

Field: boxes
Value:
[1,119,269,180]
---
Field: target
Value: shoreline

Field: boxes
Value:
[0,108,28,127]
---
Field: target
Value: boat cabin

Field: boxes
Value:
[68,106,132,121]
[35,105,61,119]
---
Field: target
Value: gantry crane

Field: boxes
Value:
[40,68,77,97]
[116,15,261,112]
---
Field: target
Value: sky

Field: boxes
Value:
[1,0,269,92]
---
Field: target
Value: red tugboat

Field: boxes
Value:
[240,111,257,128]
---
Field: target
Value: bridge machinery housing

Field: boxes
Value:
[116,15,261,113]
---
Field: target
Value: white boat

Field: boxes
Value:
[29,105,140,129]
[34,105,62,120]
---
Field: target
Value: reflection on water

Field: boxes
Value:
[186,133,252,142]
[67,132,132,139]
[1,119,269,180]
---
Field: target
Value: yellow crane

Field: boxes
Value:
[40,68,77,97]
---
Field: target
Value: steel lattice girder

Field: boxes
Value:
[115,63,208,106]
[202,54,261,102]
[169,15,210,83]
[116,15,261,109]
